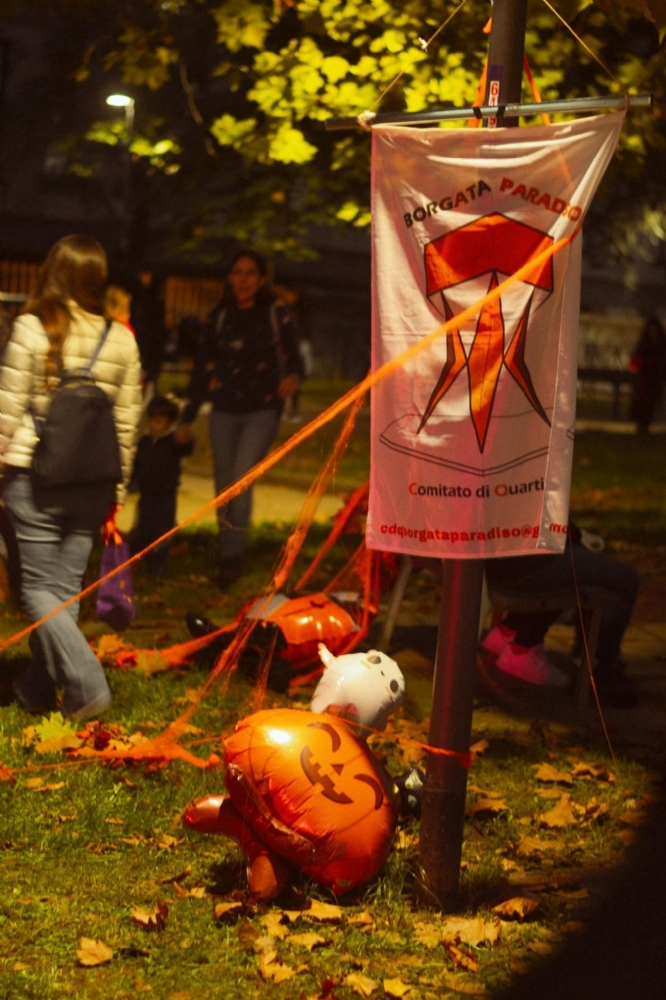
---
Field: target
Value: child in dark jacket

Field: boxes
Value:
[131,396,194,575]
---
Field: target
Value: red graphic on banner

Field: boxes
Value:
[419,213,554,451]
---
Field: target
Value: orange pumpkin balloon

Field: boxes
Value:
[224,708,398,894]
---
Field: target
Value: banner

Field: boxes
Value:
[367,112,624,559]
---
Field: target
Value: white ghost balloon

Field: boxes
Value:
[310,644,405,736]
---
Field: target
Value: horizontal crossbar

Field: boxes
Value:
[325,93,652,131]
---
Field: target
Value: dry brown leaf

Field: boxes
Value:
[347,910,374,927]
[466,798,508,818]
[395,830,417,852]
[214,901,244,921]
[470,739,490,759]
[262,912,290,939]
[305,900,342,923]
[383,978,412,998]
[257,953,297,983]
[438,971,488,995]
[538,793,577,828]
[158,865,192,885]
[105,818,124,826]
[172,882,188,899]
[413,921,441,948]
[253,937,277,958]
[444,943,479,972]
[0,763,15,785]
[344,972,378,996]
[30,781,65,793]
[492,897,540,921]
[578,798,609,824]
[188,886,206,899]
[441,916,501,948]
[13,962,30,971]
[569,762,616,783]
[289,932,326,951]
[25,777,44,789]
[533,763,573,786]
[77,937,114,966]
[157,834,184,850]
[535,788,564,799]
[238,919,261,949]
[131,902,168,931]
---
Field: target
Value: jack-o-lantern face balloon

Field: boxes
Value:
[224,708,398,894]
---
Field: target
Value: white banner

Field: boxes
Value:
[367,112,623,558]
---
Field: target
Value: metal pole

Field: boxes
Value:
[417,0,528,910]
[324,94,652,131]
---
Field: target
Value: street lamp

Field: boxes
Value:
[106,94,136,263]
[106,93,135,138]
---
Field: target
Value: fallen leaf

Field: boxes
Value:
[253,938,277,959]
[289,932,327,951]
[262,912,290,939]
[470,739,490,758]
[569,762,615,783]
[438,971,488,994]
[238,919,262,949]
[25,777,44,789]
[577,798,609,825]
[77,937,114,966]
[395,830,417,851]
[383,978,412,998]
[131,902,169,931]
[444,943,478,972]
[466,798,508,818]
[257,953,297,983]
[347,910,374,927]
[0,763,15,785]
[535,788,563,799]
[492,897,540,920]
[189,886,206,899]
[344,972,378,996]
[306,900,342,923]
[538,793,577,828]
[533,763,573,786]
[441,916,501,948]
[214,901,244,921]
[58,814,78,822]
[13,962,30,971]
[171,882,188,899]
[135,650,170,676]
[156,834,184,850]
[158,865,192,885]
[413,921,441,948]
[105,818,124,826]
[30,781,65,793]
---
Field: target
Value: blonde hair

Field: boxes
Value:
[24,234,108,380]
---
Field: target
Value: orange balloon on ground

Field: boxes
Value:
[224,708,398,895]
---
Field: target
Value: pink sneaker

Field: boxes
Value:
[496,643,569,688]
[480,624,516,658]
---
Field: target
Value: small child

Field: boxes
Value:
[131,396,194,576]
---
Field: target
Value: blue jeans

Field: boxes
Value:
[209,408,281,561]
[3,473,113,716]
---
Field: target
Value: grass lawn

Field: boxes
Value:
[0,381,664,999]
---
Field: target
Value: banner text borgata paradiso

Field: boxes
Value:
[402,178,583,228]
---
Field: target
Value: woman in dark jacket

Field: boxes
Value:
[178,250,303,584]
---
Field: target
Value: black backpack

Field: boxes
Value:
[31,320,123,489]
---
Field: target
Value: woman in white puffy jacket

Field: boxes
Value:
[0,235,142,718]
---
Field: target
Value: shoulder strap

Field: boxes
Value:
[84,319,113,377]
